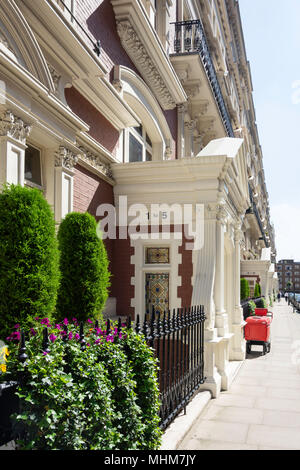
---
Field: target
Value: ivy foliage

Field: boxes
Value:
[0,185,59,340]
[56,212,110,323]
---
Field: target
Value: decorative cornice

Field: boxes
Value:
[0,111,32,143]
[55,146,78,171]
[78,146,113,180]
[116,21,177,110]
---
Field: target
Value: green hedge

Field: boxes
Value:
[0,185,59,340]
[2,318,162,450]
[56,213,110,323]
[240,278,250,301]
[254,283,261,298]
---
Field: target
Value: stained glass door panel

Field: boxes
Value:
[145,273,169,317]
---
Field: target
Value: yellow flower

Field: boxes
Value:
[0,364,6,373]
[0,346,9,364]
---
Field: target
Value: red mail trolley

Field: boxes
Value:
[244,308,273,355]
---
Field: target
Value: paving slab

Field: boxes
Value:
[179,302,300,450]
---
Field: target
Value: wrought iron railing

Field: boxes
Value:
[138,305,206,430]
[170,20,234,138]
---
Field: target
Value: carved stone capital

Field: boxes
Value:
[0,111,32,143]
[78,146,113,180]
[216,202,228,225]
[55,146,78,171]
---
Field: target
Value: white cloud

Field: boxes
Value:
[271,204,300,261]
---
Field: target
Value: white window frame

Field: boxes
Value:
[24,143,43,190]
[124,125,153,163]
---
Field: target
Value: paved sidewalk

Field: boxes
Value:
[179,301,300,450]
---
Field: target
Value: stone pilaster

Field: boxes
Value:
[0,110,32,187]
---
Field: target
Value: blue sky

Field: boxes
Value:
[239,0,300,261]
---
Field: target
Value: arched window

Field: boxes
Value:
[124,124,153,162]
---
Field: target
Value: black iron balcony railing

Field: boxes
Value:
[170,20,234,138]
[247,185,269,247]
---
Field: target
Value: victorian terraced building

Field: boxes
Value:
[0,0,277,397]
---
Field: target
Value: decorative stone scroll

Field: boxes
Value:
[0,110,32,143]
[116,21,176,110]
[78,146,113,180]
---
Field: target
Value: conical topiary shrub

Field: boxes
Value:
[0,184,59,340]
[254,282,261,298]
[240,278,250,301]
[56,212,110,323]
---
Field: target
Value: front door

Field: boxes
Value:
[145,273,169,317]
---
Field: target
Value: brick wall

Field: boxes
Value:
[65,87,120,157]
[73,164,134,316]
[71,0,177,159]
[73,163,114,265]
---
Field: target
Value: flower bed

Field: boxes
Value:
[0,317,162,450]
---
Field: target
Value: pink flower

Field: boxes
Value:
[68,332,73,340]
[87,319,93,324]
[49,334,57,343]
[43,351,48,356]
[75,333,80,340]
[63,318,69,326]
[55,324,62,330]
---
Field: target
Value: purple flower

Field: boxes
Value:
[94,338,101,344]
[106,335,114,343]
[14,324,20,329]
[72,317,78,325]
[55,324,62,330]
[42,351,48,356]
[75,333,80,340]
[30,328,37,336]
[63,318,69,326]
[68,332,73,340]
[6,331,21,342]
[87,319,93,324]
[41,318,51,327]
[49,334,57,343]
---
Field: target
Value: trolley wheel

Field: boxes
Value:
[246,342,251,354]
[267,343,271,353]
[263,344,268,355]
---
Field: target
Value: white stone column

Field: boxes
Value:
[177,104,186,159]
[184,120,196,158]
[230,223,246,361]
[0,110,32,188]
[54,146,77,224]
[192,205,221,397]
[214,204,228,337]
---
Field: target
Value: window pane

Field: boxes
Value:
[129,133,143,162]
[146,247,169,264]
[146,133,152,147]
[133,125,143,136]
[146,150,152,161]
[25,145,41,186]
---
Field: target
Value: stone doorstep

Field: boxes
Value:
[160,390,212,450]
